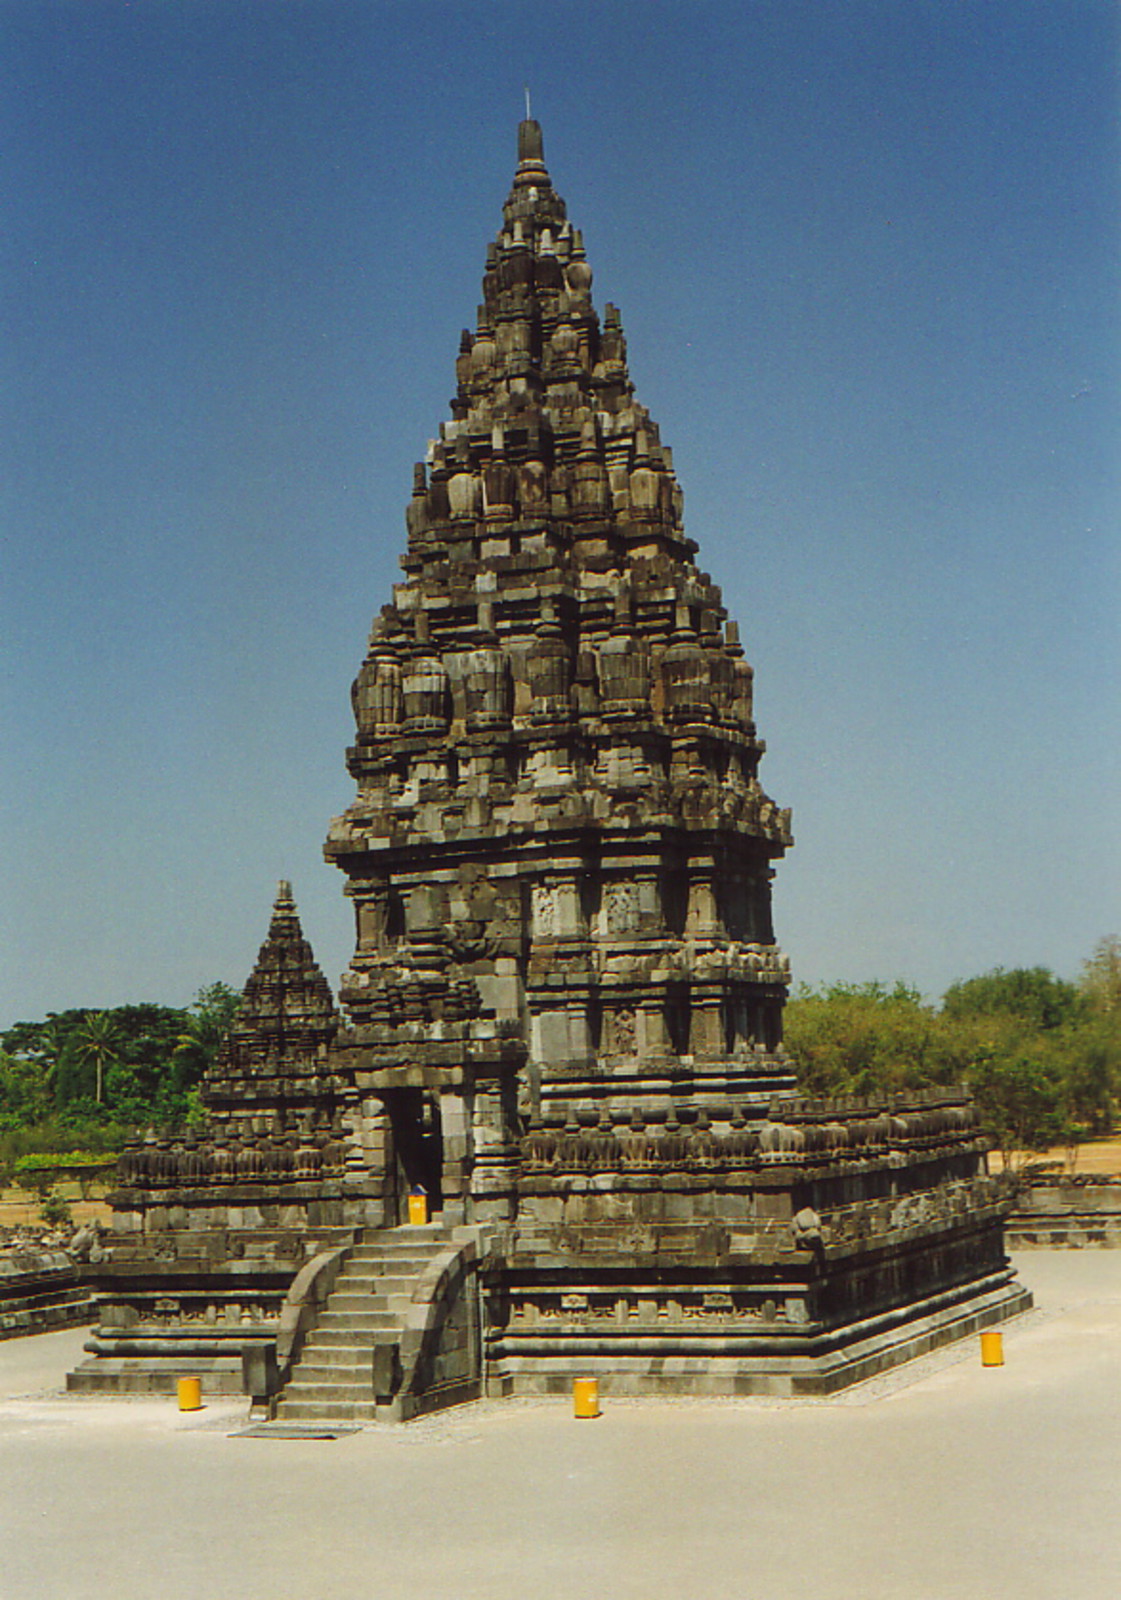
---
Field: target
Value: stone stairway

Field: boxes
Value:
[275,1224,452,1424]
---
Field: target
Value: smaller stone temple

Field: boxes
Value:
[71,121,1029,1416]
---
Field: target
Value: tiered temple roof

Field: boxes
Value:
[202,880,342,1138]
[325,122,796,1178]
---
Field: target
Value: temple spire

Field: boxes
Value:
[208,880,338,1086]
[269,877,297,933]
[518,117,543,164]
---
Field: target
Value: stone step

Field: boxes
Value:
[310,1306,398,1324]
[346,1250,443,1271]
[328,1294,413,1317]
[336,1272,430,1290]
[304,1321,397,1344]
[305,1318,393,1344]
[295,1337,391,1363]
[358,1228,444,1241]
[330,1272,418,1293]
[276,1399,380,1422]
[295,1337,381,1358]
[370,1235,448,1249]
[282,1378,376,1402]
[289,1361,372,1384]
[273,1224,457,1421]
[295,1357,378,1378]
[313,1299,404,1324]
[314,1309,401,1332]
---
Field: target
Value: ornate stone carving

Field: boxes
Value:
[531,884,558,938]
[604,882,640,935]
[610,1007,636,1055]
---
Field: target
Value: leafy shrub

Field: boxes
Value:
[38,1186,73,1230]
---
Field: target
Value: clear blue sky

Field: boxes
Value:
[2,0,1118,1025]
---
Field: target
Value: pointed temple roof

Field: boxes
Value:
[404,115,701,576]
[206,880,339,1093]
[240,880,337,1030]
[335,118,789,850]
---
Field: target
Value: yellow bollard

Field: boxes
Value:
[980,1329,1004,1367]
[407,1190,428,1226]
[573,1377,600,1418]
[177,1376,202,1411]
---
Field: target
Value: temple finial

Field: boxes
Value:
[271,879,296,923]
[524,85,531,120]
[518,115,544,165]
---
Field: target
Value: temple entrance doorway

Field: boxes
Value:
[388,1089,443,1222]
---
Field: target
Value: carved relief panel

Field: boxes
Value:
[603,881,639,936]
[531,883,559,938]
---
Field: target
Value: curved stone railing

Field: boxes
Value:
[394,1232,483,1421]
[275,1242,355,1375]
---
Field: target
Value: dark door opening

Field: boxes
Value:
[389,1089,444,1221]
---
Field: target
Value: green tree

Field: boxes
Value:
[783,981,964,1098]
[32,1017,68,1101]
[1080,935,1121,1015]
[1058,1017,1119,1138]
[966,1042,1067,1168]
[940,960,1117,1161]
[2,1012,86,1108]
[70,1011,122,1105]
[0,992,238,1162]
[103,1004,192,1120]
[942,966,1080,1031]
[171,983,241,1094]
[0,1048,51,1126]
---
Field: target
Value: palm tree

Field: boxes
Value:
[72,1011,122,1105]
[33,1017,68,1105]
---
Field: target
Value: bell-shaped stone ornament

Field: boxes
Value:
[402,647,450,735]
[572,419,609,516]
[356,647,404,738]
[483,429,517,522]
[528,607,572,721]
[598,628,651,715]
[661,608,711,726]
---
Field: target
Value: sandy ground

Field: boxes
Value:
[1011,1134,1121,1176]
[0,1183,112,1231]
[0,1251,1118,1600]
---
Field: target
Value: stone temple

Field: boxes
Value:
[70,121,1029,1416]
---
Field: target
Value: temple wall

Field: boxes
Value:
[1,1249,94,1340]
[1007,1174,1121,1248]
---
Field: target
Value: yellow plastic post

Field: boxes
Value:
[177,1376,202,1411]
[573,1377,600,1418]
[980,1329,1004,1367]
[407,1192,428,1226]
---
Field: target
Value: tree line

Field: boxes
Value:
[0,984,240,1172]
[783,937,1121,1165]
